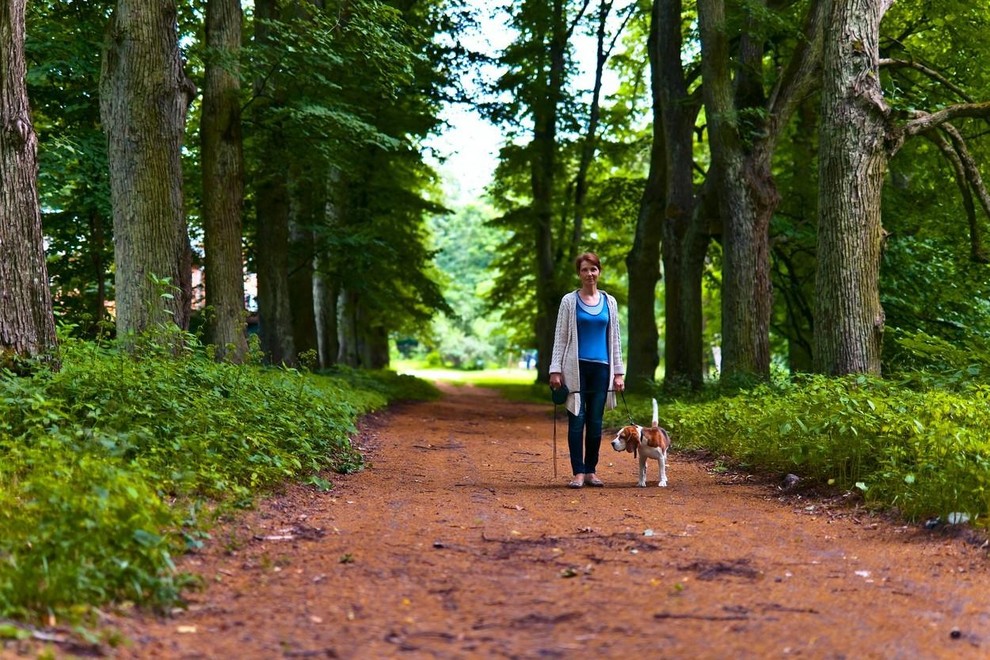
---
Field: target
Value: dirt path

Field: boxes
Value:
[106,383,990,658]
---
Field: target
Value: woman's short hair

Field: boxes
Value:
[575,251,601,273]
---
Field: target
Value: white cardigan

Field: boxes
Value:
[549,290,625,416]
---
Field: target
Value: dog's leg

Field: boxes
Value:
[638,452,648,488]
[658,450,668,487]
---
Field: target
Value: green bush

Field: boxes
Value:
[663,375,990,524]
[0,447,182,618]
[0,337,434,622]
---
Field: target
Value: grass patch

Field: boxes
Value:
[394,361,550,403]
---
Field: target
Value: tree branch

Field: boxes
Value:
[879,58,972,102]
[940,122,990,262]
[765,0,826,146]
[564,0,593,41]
[902,102,990,138]
[921,129,983,262]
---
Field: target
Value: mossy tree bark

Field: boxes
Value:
[814,0,892,375]
[698,0,824,384]
[100,0,193,341]
[201,0,247,362]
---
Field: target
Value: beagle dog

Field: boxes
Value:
[610,398,671,487]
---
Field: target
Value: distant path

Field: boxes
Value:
[110,383,988,658]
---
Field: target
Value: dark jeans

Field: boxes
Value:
[567,360,609,475]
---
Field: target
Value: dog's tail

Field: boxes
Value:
[651,398,658,429]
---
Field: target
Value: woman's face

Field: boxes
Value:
[579,260,600,287]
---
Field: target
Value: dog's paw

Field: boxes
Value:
[637,482,647,488]
[658,481,667,487]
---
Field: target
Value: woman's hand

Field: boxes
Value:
[549,373,562,389]
[613,375,625,392]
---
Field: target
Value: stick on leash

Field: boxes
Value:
[552,412,558,479]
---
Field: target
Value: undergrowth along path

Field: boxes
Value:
[105,383,989,658]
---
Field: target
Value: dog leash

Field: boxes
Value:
[550,388,635,480]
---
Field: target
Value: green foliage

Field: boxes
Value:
[242,0,453,344]
[26,1,115,337]
[413,202,517,366]
[664,374,990,523]
[0,336,431,622]
[885,329,989,388]
[0,449,182,619]
[482,0,648,353]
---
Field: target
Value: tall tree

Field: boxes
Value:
[100,0,195,340]
[26,1,114,338]
[623,0,665,391]
[698,0,824,383]
[250,0,295,364]
[652,0,709,390]
[486,0,643,382]
[0,0,57,368]
[815,0,990,375]
[815,0,890,375]
[201,0,247,362]
[283,0,320,365]
[529,0,581,381]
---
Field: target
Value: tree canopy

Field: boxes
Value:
[3,0,988,382]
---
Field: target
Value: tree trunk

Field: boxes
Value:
[314,265,339,369]
[656,0,707,390]
[253,0,295,365]
[256,169,296,365]
[775,100,818,372]
[337,287,389,369]
[698,0,772,383]
[625,126,664,391]
[288,164,318,361]
[532,0,569,383]
[359,308,389,370]
[100,0,192,342]
[699,0,824,383]
[201,0,247,362]
[814,0,891,375]
[315,169,342,368]
[0,0,57,368]
[337,287,360,367]
[88,210,109,334]
[625,0,667,391]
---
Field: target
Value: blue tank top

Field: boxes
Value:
[576,293,609,363]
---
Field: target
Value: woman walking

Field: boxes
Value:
[548,252,625,488]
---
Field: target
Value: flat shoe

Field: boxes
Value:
[568,480,584,489]
[587,477,604,487]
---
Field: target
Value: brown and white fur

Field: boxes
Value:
[610,398,671,487]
